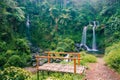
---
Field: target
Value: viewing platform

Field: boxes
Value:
[35,52,86,75]
[38,63,85,74]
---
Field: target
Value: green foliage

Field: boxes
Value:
[31,72,84,80]
[104,42,120,73]
[82,54,97,63]
[81,52,97,65]
[4,55,25,67]
[15,39,30,54]
[60,52,97,65]
[0,66,31,80]
[0,56,7,68]
[0,0,25,21]
[0,41,7,52]
[0,0,120,73]
[0,0,119,52]
[5,49,16,58]
[105,42,120,55]
[21,54,32,66]
[105,14,120,46]
[55,38,75,52]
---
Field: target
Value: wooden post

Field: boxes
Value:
[36,55,39,80]
[78,54,80,65]
[37,70,39,80]
[48,52,50,63]
[74,58,76,74]
[36,55,39,70]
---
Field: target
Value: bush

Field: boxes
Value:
[60,52,97,65]
[104,42,120,73]
[55,38,75,52]
[80,52,97,65]
[105,42,120,55]
[0,41,7,52]
[31,72,84,80]
[15,39,30,54]
[0,66,31,80]
[5,49,16,58]
[4,55,25,67]
[82,54,96,63]
[0,56,7,68]
[21,54,32,66]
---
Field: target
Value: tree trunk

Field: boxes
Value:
[55,24,58,32]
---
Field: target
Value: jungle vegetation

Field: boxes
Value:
[0,0,120,79]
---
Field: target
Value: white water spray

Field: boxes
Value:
[92,21,98,51]
[80,26,91,51]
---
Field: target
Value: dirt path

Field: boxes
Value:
[85,58,120,80]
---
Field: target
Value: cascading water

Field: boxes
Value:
[80,26,91,51]
[75,21,99,52]
[92,21,98,51]
[26,15,41,66]
[81,26,87,45]
[26,15,30,28]
[26,15,40,53]
[26,15,31,41]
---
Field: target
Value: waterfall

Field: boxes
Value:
[81,26,87,45]
[80,26,91,51]
[26,15,31,41]
[75,21,99,52]
[26,15,40,54]
[26,15,30,28]
[92,21,98,51]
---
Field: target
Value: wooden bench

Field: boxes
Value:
[35,52,85,80]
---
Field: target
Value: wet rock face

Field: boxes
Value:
[30,46,40,53]
[75,43,86,51]
[74,43,81,52]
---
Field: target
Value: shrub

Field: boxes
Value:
[55,47,65,52]
[0,66,31,80]
[0,56,7,68]
[80,52,97,65]
[82,54,96,62]
[55,38,75,52]
[60,52,97,65]
[104,42,120,73]
[21,54,32,66]
[4,55,25,67]
[105,42,120,55]
[5,49,16,58]
[31,72,84,80]
[15,39,30,54]
[0,41,7,52]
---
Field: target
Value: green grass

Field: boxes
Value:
[60,52,97,66]
[30,71,85,80]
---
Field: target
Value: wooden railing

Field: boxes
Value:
[35,52,81,74]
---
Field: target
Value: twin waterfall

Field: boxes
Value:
[80,21,98,51]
